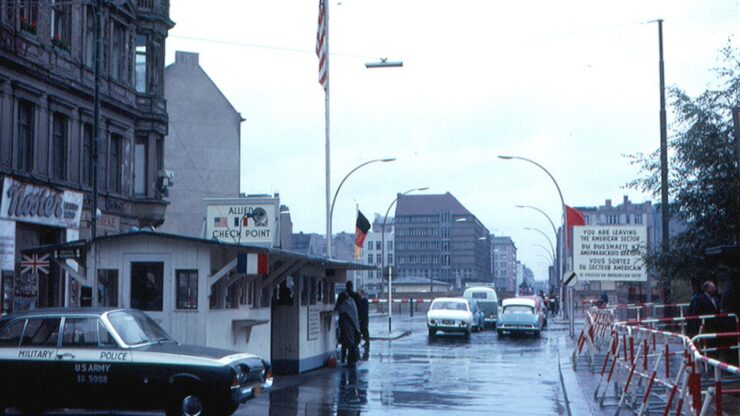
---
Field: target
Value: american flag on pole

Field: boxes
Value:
[316,0,328,90]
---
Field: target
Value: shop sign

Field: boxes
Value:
[0,219,14,271]
[205,197,279,247]
[1,177,83,229]
[573,225,648,282]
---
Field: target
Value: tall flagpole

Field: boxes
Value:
[324,0,332,258]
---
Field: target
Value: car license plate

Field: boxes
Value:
[253,383,263,396]
[442,320,453,325]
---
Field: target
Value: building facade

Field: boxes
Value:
[0,0,173,313]
[394,192,492,290]
[492,236,517,292]
[360,214,394,297]
[159,51,242,237]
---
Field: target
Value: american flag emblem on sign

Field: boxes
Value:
[20,253,50,275]
[213,217,228,228]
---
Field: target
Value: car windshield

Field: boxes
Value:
[431,301,468,311]
[503,305,534,314]
[107,310,173,346]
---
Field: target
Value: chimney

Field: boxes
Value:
[175,51,199,67]
[605,199,612,208]
[623,195,629,205]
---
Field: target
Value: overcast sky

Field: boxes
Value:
[165,0,739,280]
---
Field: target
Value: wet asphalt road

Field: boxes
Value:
[30,314,579,416]
[242,314,575,416]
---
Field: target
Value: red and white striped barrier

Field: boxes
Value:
[574,304,740,416]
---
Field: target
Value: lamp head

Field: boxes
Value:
[380,158,396,162]
[498,155,514,160]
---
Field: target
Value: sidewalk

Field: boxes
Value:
[367,314,413,340]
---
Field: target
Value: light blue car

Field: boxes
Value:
[497,297,544,337]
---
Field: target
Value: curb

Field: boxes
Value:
[370,330,412,341]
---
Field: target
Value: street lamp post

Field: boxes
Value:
[326,158,395,258]
[523,227,556,260]
[383,187,428,333]
[498,155,574,336]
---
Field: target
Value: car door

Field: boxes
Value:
[17,317,63,408]
[58,316,132,409]
[0,318,28,405]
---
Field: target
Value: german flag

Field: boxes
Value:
[354,210,371,259]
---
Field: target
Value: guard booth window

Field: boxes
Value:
[175,270,198,310]
[97,269,118,307]
[130,262,163,311]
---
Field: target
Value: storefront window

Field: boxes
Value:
[175,270,197,310]
[130,262,162,311]
[97,269,118,307]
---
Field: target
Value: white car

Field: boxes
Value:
[427,297,474,338]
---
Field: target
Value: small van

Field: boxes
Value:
[463,287,499,328]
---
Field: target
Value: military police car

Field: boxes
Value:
[0,308,272,416]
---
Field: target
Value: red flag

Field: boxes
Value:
[316,0,328,90]
[565,205,586,249]
[354,211,370,259]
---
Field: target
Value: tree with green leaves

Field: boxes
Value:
[626,42,739,301]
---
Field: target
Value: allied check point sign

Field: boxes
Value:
[573,225,647,282]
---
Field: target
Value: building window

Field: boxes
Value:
[375,241,381,250]
[176,270,198,310]
[111,22,127,81]
[130,262,163,311]
[135,35,147,93]
[607,215,619,225]
[109,134,122,193]
[19,0,38,34]
[84,6,95,66]
[82,123,93,186]
[367,254,373,264]
[388,253,394,265]
[376,254,382,264]
[52,113,68,180]
[388,241,393,250]
[17,100,34,172]
[97,269,118,307]
[134,137,147,195]
[51,0,71,51]
[634,214,643,224]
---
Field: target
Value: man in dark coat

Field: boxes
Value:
[688,281,721,337]
[358,289,370,354]
[335,282,361,367]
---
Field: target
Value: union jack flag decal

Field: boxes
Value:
[20,253,50,275]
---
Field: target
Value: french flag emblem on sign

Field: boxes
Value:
[237,253,268,275]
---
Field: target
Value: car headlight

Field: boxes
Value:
[233,364,248,384]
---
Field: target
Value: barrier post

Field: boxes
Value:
[410,298,414,317]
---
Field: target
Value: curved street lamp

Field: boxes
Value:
[326,157,395,258]
[515,205,558,242]
[531,244,555,263]
[383,186,429,333]
[499,155,573,336]
[523,227,556,258]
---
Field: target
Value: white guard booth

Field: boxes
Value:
[22,231,370,374]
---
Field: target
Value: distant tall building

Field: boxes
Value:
[492,236,517,292]
[394,192,491,289]
[160,51,243,237]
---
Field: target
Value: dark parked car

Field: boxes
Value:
[0,308,272,416]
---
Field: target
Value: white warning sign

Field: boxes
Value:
[573,226,647,282]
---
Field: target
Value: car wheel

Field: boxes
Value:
[167,391,206,416]
[497,329,504,336]
[534,330,541,338]
[464,328,471,338]
[428,328,436,337]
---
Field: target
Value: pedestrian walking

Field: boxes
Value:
[335,281,361,367]
[358,289,370,356]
